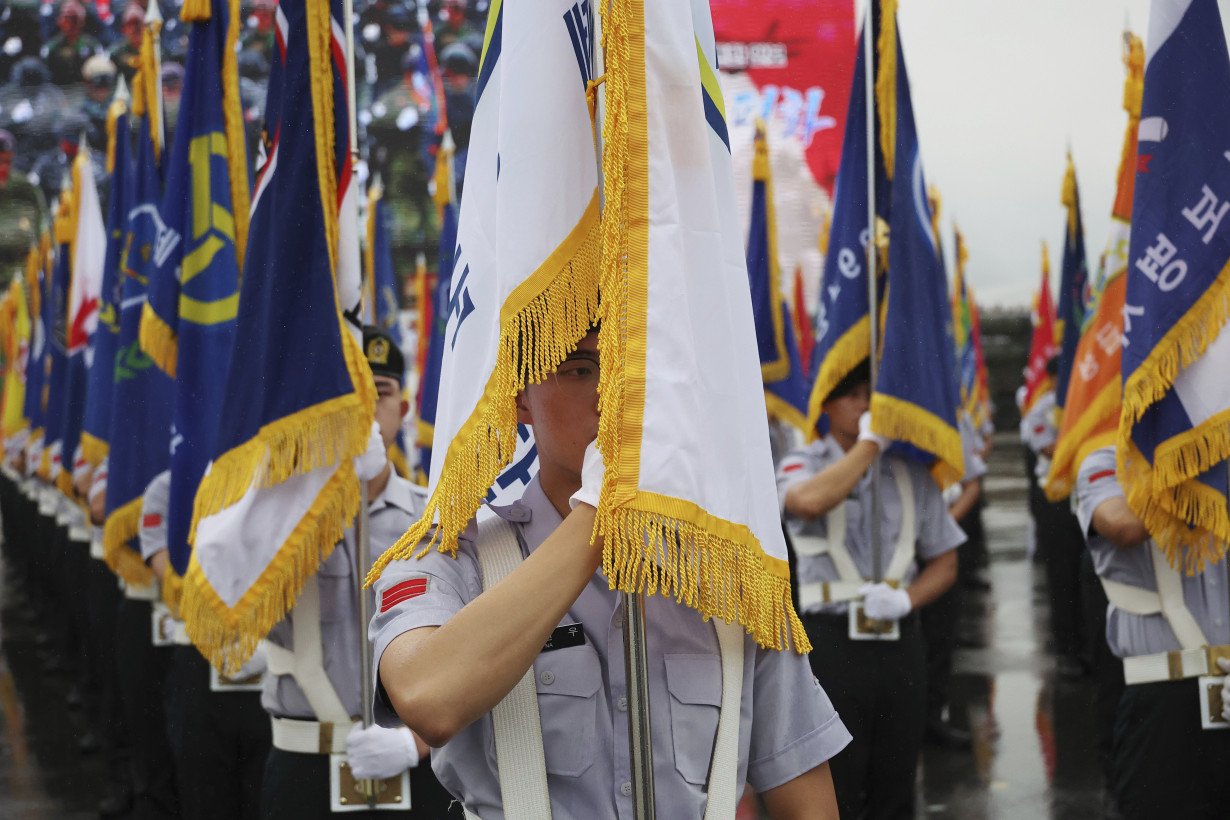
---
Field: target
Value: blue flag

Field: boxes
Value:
[104,58,174,588]
[183,0,375,672]
[1055,153,1089,406]
[747,122,808,433]
[805,17,887,433]
[870,16,963,486]
[21,239,49,461]
[364,183,403,346]
[138,0,248,587]
[1119,0,1230,567]
[81,98,135,470]
[41,203,72,484]
[415,142,456,478]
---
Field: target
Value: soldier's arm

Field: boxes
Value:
[783,441,878,520]
[906,550,957,609]
[760,762,839,820]
[379,505,602,747]
[947,478,981,522]
[1091,496,1150,549]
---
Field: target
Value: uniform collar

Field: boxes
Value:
[487,475,562,554]
[370,470,426,518]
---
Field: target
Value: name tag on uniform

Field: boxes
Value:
[543,623,585,653]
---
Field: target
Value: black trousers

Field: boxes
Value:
[1112,679,1230,820]
[1079,550,1121,790]
[115,596,180,819]
[87,554,132,785]
[919,579,959,723]
[164,645,270,820]
[1036,498,1085,659]
[261,746,461,820]
[805,612,926,820]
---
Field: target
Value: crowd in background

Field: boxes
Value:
[0,0,485,290]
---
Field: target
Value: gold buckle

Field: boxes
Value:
[1206,645,1230,675]
[318,722,333,754]
[1167,651,1184,680]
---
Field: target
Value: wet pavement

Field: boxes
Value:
[0,436,1110,819]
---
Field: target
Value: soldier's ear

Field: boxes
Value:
[515,389,533,426]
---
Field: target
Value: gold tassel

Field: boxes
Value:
[875,0,899,180]
[103,498,156,587]
[138,302,178,377]
[180,0,212,23]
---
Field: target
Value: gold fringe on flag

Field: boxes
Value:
[79,432,108,470]
[138,302,178,376]
[103,497,156,587]
[875,0,898,181]
[105,96,127,174]
[752,120,791,384]
[804,314,870,437]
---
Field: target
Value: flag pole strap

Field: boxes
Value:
[863,0,884,583]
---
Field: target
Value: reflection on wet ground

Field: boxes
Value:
[0,436,1109,818]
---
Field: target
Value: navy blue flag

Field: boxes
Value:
[81,96,135,470]
[415,141,456,478]
[870,14,964,486]
[40,203,72,485]
[103,51,174,588]
[182,0,375,672]
[21,239,49,462]
[747,122,809,433]
[364,182,403,346]
[1119,0,1230,567]
[1055,153,1089,406]
[806,14,888,433]
[137,0,249,588]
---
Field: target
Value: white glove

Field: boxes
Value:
[859,582,912,621]
[354,421,387,482]
[857,411,889,451]
[1218,658,1230,722]
[346,724,420,780]
[568,440,606,510]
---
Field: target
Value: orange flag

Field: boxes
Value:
[1045,32,1142,502]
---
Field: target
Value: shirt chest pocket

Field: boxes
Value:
[665,654,722,786]
[315,547,353,624]
[534,647,602,778]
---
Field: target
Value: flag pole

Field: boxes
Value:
[863,0,884,583]
[594,4,655,816]
[354,478,377,807]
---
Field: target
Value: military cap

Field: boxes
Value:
[363,325,405,384]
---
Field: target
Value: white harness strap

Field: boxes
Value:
[1150,546,1208,651]
[703,620,745,820]
[796,464,917,607]
[472,516,552,820]
[263,575,352,725]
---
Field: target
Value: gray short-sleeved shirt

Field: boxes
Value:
[370,477,851,819]
[262,472,426,720]
[776,438,966,614]
[138,470,171,561]
[958,415,988,483]
[1019,390,1058,455]
[1075,446,1230,658]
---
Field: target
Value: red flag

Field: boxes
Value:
[1022,243,1058,413]
[791,266,814,374]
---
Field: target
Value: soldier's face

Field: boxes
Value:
[823,382,870,442]
[516,330,600,489]
[373,374,407,450]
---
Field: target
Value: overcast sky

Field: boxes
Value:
[885,0,1228,308]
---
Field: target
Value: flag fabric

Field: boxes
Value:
[968,285,992,432]
[57,145,107,495]
[136,0,249,604]
[748,121,810,434]
[40,193,74,484]
[81,86,135,470]
[2,256,34,445]
[792,266,814,375]
[1118,0,1230,568]
[104,21,175,587]
[1045,32,1144,502]
[1021,242,1058,414]
[182,0,374,672]
[805,16,881,434]
[370,0,807,652]
[951,227,978,420]
[414,134,457,480]
[363,180,403,346]
[20,239,49,472]
[1055,153,1090,405]
[870,12,964,487]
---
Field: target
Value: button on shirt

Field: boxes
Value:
[262,473,426,720]
[776,438,966,615]
[370,476,851,820]
[1075,446,1230,658]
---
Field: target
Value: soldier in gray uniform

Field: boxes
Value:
[1075,445,1230,819]
[777,361,965,820]
[259,326,455,819]
[372,328,850,818]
